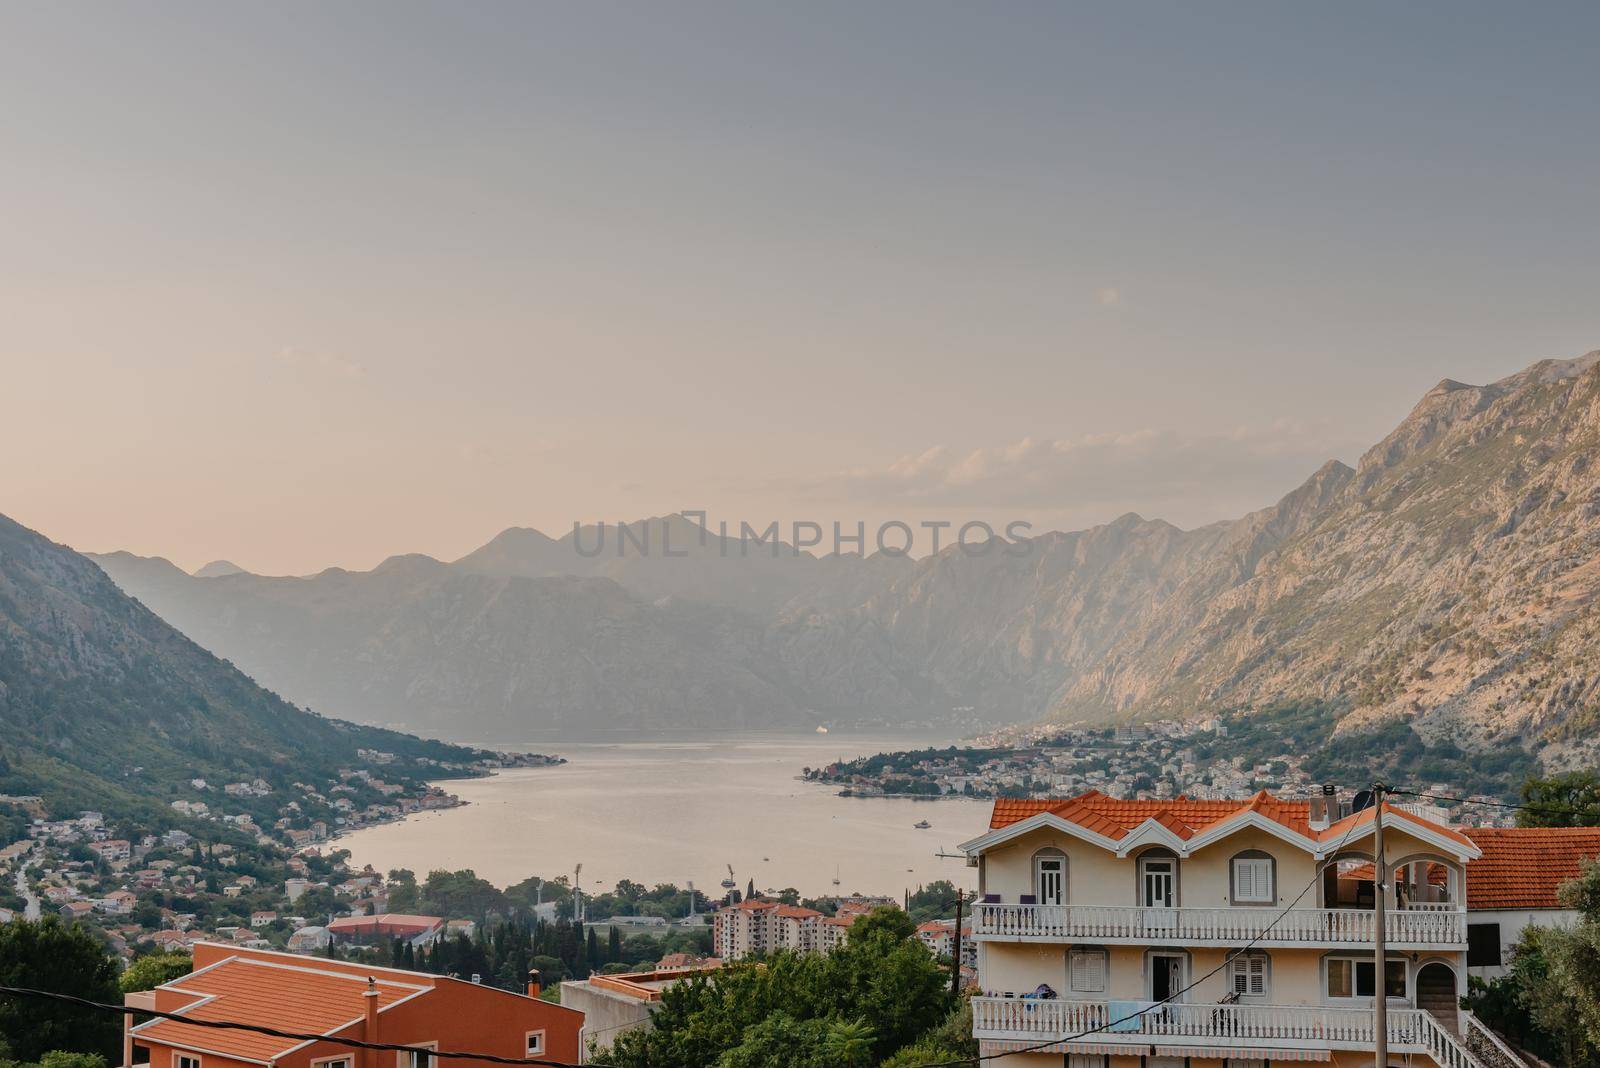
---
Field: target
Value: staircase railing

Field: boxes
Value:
[1415,1009,1490,1068]
[1463,1011,1531,1068]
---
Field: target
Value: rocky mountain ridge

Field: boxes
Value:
[87,352,1600,760]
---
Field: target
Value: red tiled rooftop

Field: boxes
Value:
[135,956,425,1060]
[1464,826,1600,909]
[988,790,1465,849]
[989,789,1310,838]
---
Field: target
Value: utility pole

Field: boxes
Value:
[950,890,966,996]
[1372,782,1387,1068]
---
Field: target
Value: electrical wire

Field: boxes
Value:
[899,798,1374,1067]
[5,785,1526,1068]
[0,983,585,1068]
[1390,786,1600,817]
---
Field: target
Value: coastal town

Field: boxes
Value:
[0,750,563,960]
[804,715,1523,827]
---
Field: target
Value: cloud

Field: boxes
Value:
[274,345,366,379]
[793,421,1366,529]
[1094,286,1121,307]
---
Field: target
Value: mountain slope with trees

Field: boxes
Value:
[0,512,485,824]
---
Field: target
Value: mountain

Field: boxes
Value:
[452,515,916,617]
[91,518,921,737]
[194,559,247,578]
[1050,352,1600,761]
[88,351,1600,763]
[0,513,484,823]
[85,554,821,737]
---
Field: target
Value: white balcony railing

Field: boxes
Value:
[973,998,1480,1061]
[973,902,1465,947]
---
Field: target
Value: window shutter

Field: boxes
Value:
[1071,950,1106,992]
[1234,857,1272,902]
[1230,954,1267,996]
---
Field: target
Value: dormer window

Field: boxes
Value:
[1230,852,1275,904]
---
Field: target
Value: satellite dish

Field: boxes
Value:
[1351,789,1375,812]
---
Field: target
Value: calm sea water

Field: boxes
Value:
[340,733,987,899]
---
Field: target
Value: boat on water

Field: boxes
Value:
[913,820,932,829]
[815,725,829,733]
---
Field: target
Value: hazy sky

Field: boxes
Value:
[3,3,1597,574]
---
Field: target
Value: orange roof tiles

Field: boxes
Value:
[989,789,1308,838]
[1464,827,1600,910]
[135,956,426,1060]
[986,790,1464,850]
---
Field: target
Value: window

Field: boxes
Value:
[1067,1056,1107,1068]
[1467,923,1502,968]
[1228,952,1268,998]
[525,1031,546,1056]
[1231,855,1274,904]
[1140,856,1176,907]
[1035,853,1066,906]
[1327,957,1406,999]
[176,1057,202,1068]
[1226,1060,1268,1068]
[1069,948,1108,993]
[313,1060,351,1068]
[399,1045,436,1068]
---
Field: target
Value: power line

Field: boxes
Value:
[0,983,585,1068]
[901,806,1370,1068]
[1391,786,1600,817]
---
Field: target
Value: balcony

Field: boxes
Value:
[972,902,1465,949]
[972,998,1477,1063]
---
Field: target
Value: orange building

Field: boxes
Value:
[125,942,582,1068]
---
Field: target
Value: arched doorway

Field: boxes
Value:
[1417,961,1459,1030]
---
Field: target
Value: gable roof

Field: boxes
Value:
[132,955,427,1062]
[1464,826,1600,910]
[972,790,1477,859]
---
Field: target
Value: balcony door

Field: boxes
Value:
[1141,856,1176,908]
[1149,951,1186,1002]
[1034,854,1065,906]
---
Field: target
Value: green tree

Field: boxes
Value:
[0,919,120,1061]
[417,869,507,922]
[821,1018,874,1068]
[38,1053,110,1068]
[712,1013,828,1068]
[1521,771,1600,827]
[119,952,192,994]
[1470,860,1600,1066]
[595,906,950,1068]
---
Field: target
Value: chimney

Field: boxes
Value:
[1309,784,1336,829]
[526,968,542,999]
[362,977,379,1068]
[471,973,482,984]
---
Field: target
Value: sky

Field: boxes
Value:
[2,2,1597,574]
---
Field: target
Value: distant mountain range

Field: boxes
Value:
[0,513,485,823]
[88,352,1600,765]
